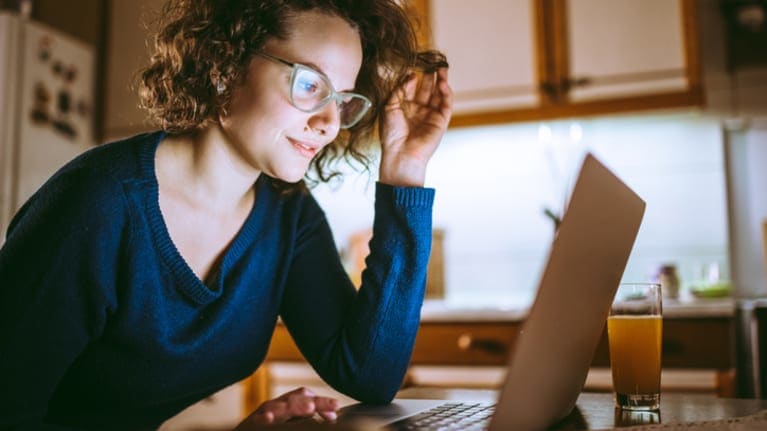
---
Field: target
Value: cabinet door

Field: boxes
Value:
[429,0,541,115]
[563,0,696,102]
[423,0,702,127]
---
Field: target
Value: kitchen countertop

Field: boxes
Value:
[420,297,736,321]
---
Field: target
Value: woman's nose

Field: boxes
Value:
[307,101,341,137]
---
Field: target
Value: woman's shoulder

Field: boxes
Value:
[37,131,162,198]
[8,132,164,230]
[60,131,163,182]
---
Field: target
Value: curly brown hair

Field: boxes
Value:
[138,0,446,192]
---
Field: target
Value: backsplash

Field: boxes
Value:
[311,113,729,308]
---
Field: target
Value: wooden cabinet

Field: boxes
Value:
[427,0,541,114]
[421,0,703,127]
[244,315,735,412]
[412,317,733,371]
[592,317,734,369]
[410,322,520,365]
[262,321,522,366]
[263,317,734,369]
[563,0,695,103]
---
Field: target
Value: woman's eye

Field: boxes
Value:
[296,78,319,94]
[293,70,325,98]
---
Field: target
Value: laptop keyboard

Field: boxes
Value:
[388,401,496,431]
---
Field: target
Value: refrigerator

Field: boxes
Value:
[0,12,95,243]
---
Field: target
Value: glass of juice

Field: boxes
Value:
[608,282,662,411]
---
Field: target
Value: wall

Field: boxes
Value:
[31,0,104,45]
[312,0,767,306]
[313,114,730,308]
[308,1,767,310]
[103,0,163,140]
[312,1,767,308]
[698,0,767,299]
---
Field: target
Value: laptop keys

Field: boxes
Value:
[389,401,495,431]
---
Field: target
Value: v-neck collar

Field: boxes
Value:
[139,131,269,305]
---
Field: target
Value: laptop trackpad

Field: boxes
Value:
[337,399,446,426]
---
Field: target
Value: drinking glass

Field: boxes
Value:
[608,282,663,411]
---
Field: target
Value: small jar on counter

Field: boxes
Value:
[657,264,680,299]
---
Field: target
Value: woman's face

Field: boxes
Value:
[220,10,363,183]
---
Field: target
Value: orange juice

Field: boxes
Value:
[607,315,662,395]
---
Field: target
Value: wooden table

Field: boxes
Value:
[396,387,767,430]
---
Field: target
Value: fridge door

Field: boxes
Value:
[14,18,95,207]
[0,13,23,241]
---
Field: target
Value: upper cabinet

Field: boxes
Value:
[422,0,703,127]
[428,0,541,113]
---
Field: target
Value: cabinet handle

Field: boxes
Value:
[540,77,592,98]
[540,81,560,97]
[570,76,592,87]
[560,76,592,93]
[457,334,508,356]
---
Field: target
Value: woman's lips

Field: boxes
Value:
[288,138,320,159]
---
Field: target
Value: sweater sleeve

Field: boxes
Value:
[0,170,124,430]
[279,182,434,403]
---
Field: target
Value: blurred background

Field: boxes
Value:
[1,0,767,429]
[2,0,762,304]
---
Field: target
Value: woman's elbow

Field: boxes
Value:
[342,379,401,405]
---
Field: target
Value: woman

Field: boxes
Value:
[0,0,451,429]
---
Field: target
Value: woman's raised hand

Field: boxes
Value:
[379,67,453,187]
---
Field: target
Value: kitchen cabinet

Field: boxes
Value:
[242,313,736,414]
[420,0,703,127]
[426,0,541,114]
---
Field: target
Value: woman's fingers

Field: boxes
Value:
[280,386,315,398]
[256,399,290,422]
[438,71,453,124]
[245,407,278,425]
[247,387,340,425]
[388,72,417,113]
[314,396,341,421]
[430,67,451,112]
[404,72,418,102]
[261,411,274,424]
[414,70,436,106]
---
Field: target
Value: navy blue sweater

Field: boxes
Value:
[0,132,434,430]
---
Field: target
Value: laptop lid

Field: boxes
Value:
[335,153,645,431]
[489,152,645,430]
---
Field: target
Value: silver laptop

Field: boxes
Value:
[336,153,646,431]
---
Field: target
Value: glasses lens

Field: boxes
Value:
[291,67,330,111]
[289,63,371,128]
[338,95,371,128]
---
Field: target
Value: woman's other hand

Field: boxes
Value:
[379,67,453,187]
[234,387,340,430]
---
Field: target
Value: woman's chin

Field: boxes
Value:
[271,168,308,184]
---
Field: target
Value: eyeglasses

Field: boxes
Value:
[256,52,372,129]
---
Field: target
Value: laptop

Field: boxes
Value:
[335,153,646,431]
